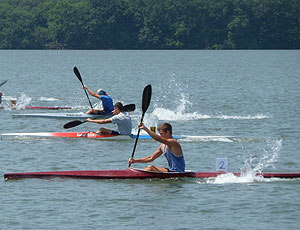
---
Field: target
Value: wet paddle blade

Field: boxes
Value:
[63,120,85,129]
[142,85,152,114]
[73,67,83,84]
[123,104,135,112]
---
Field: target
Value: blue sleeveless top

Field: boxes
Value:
[100,95,114,114]
[162,144,185,172]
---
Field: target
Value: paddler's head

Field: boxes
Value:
[158,123,172,137]
[113,102,123,114]
[97,89,107,95]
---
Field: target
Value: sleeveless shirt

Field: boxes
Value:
[161,144,185,172]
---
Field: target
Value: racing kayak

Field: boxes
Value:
[24,106,72,110]
[4,168,300,180]
[0,131,233,141]
[0,132,153,140]
[12,103,135,119]
[12,112,113,119]
[1,106,72,110]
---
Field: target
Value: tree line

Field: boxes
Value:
[0,0,299,49]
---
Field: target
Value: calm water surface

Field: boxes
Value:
[0,50,300,229]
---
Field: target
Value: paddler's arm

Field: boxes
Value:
[83,85,100,99]
[139,122,172,146]
[139,122,183,156]
[128,145,163,165]
[86,118,112,124]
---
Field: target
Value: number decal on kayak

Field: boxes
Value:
[216,158,228,172]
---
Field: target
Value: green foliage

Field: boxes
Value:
[0,0,299,49]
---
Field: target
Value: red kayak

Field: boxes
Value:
[4,168,300,180]
[0,132,152,140]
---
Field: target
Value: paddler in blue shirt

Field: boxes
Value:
[0,91,2,104]
[83,85,114,115]
[128,123,185,172]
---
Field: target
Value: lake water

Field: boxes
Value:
[0,50,300,229]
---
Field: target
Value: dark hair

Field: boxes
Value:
[158,123,172,135]
[114,102,124,111]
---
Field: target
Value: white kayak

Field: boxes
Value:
[12,112,113,119]
[11,104,135,119]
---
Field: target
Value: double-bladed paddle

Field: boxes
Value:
[63,104,136,129]
[128,84,152,167]
[73,66,93,109]
[0,79,8,87]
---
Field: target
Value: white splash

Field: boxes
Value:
[215,114,269,120]
[131,113,160,135]
[152,107,209,121]
[241,139,281,174]
[152,108,268,121]
[152,74,268,121]
[180,136,234,143]
[208,172,259,184]
[11,93,32,109]
[38,97,59,101]
[2,95,17,101]
[204,140,282,184]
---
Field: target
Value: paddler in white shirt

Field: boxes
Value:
[128,123,185,172]
[86,102,132,135]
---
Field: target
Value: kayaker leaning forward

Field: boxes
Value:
[83,85,114,115]
[128,123,185,172]
[86,102,132,135]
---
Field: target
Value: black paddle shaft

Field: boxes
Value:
[73,67,93,109]
[129,84,152,167]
